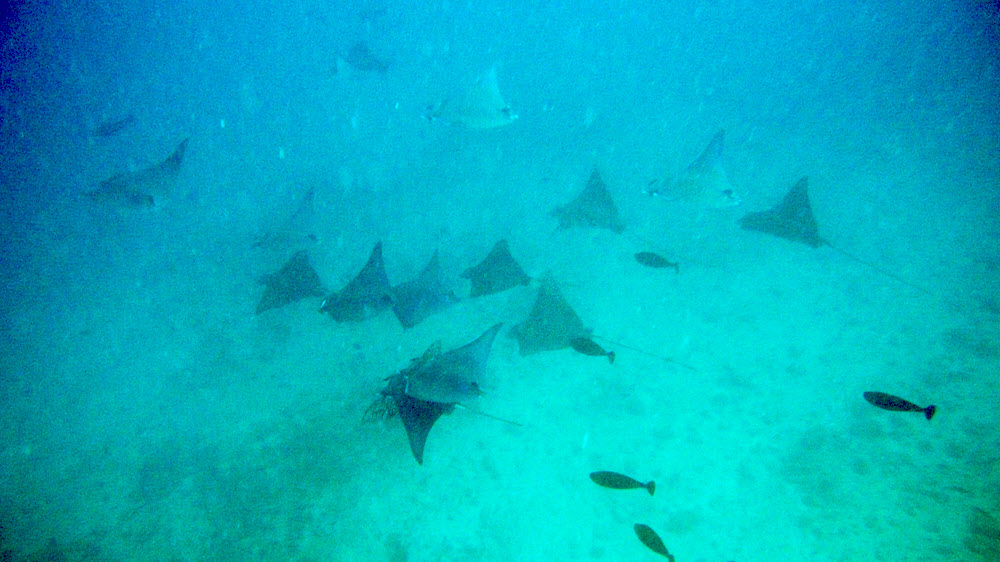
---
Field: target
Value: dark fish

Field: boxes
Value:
[634,252,679,273]
[86,138,188,208]
[633,524,674,560]
[863,392,935,420]
[571,338,615,364]
[589,471,654,495]
[91,114,136,137]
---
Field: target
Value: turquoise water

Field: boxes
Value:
[1,0,998,560]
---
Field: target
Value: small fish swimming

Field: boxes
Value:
[634,252,679,273]
[863,392,936,420]
[633,524,674,560]
[571,338,615,364]
[589,471,654,495]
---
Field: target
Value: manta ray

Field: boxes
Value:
[363,323,504,464]
[85,138,189,207]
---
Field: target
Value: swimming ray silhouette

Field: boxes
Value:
[739,176,951,305]
[509,273,591,356]
[645,129,739,208]
[253,186,318,251]
[255,251,327,314]
[391,250,459,329]
[426,66,518,129]
[461,239,531,297]
[320,241,394,322]
[343,41,391,73]
[739,176,823,247]
[85,138,189,207]
[89,114,136,137]
[551,169,626,233]
[364,323,504,464]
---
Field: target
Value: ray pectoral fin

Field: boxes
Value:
[92,138,189,205]
[659,129,739,208]
[90,114,136,137]
[84,182,155,208]
[345,41,391,72]
[255,251,326,314]
[461,239,530,297]
[384,324,505,464]
[738,177,823,247]
[394,393,454,465]
[437,66,518,129]
[551,169,626,233]
[254,186,318,251]
[512,274,588,356]
[320,241,393,322]
[689,129,725,172]
[391,249,458,329]
[403,323,503,404]
[165,138,189,169]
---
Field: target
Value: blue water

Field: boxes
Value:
[2,0,998,560]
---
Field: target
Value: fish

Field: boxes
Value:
[590,471,654,495]
[391,250,459,329]
[90,114,136,137]
[364,323,504,464]
[633,524,674,560]
[320,241,394,322]
[255,251,327,314]
[570,338,615,364]
[645,128,739,208]
[863,392,936,420]
[86,138,189,207]
[550,169,626,233]
[634,252,679,273]
[343,41,391,73]
[253,186,318,252]
[461,239,531,297]
[426,66,518,130]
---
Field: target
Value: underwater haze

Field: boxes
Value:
[1,0,999,560]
